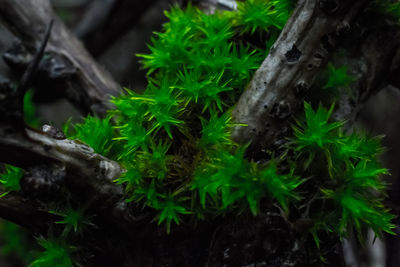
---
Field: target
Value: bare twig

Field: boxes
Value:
[17,19,53,95]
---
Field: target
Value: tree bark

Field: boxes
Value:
[0,0,399,266]
[231,0,369,149]
[0,0,121,116]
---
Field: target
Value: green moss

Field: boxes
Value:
[0,3,391,267]
[23,90,40,128]
[323,63,354,89]
[63,1,394,246]
[0,221,32,264]
[30,238,72,267]
[259,161,303,213]
[235,0,294,33]
[192,146,303,216]
[291,103,394,241]
[369,0,400,21]
[155,193,190,234]
[293,102,344,150]
[50,207,93,236]
[198,111,234,149]
[68,115,115,157]
[0,165,23,194]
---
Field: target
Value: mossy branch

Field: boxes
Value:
[231,0,369,148]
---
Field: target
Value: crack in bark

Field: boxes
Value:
[231,0,369,150]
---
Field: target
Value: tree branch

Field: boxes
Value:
[0,0,121,116]
[194,0,237,13]
[0,127,123,203]
[231,0,369,149]
[0,190,60,233]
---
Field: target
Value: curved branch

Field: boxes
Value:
[0,127,123,202]
[231,0,368,148]
[0,0,121,116]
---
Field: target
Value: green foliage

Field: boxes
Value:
[322,189,395,237]
[193,147,251,210]
[0,221,32,264]
[235,0,294,33]
[291,103,394,242]
[109,3,394,241]
[236,0,276,34]
[335,132,383,161]
[323,63,354,89]
[139,140,171,180]
[293,102,344,150]
[24,90,40,128]
[369,0,400,21]
[198,111,234,149]
[137,3,264,111]
[259,161,303,212]
[154,193,190,234]
[68,115,115,157]
[268,0,295,29]
[107,2,300,232]
[31,238,72,267]
[0,2,394,266]
[50,207,93,236]
[145,79,184,138]
[0,165,23,194]
[192,147,302,215]
[60,1,393,251]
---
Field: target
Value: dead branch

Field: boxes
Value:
[0,127,123,200]
[231,0,369,149]
[0,190,60,233]
[0,0,121,116]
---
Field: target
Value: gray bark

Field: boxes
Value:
[231,0,369,148]
[0,0,399,266]
[0,0,121,116]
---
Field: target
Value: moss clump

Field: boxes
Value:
[0,1,395,265]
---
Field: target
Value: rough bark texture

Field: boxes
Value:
[0,0,399,266]
[0,0,121,116]
[232,0,368,149]
[0,127,123,201]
